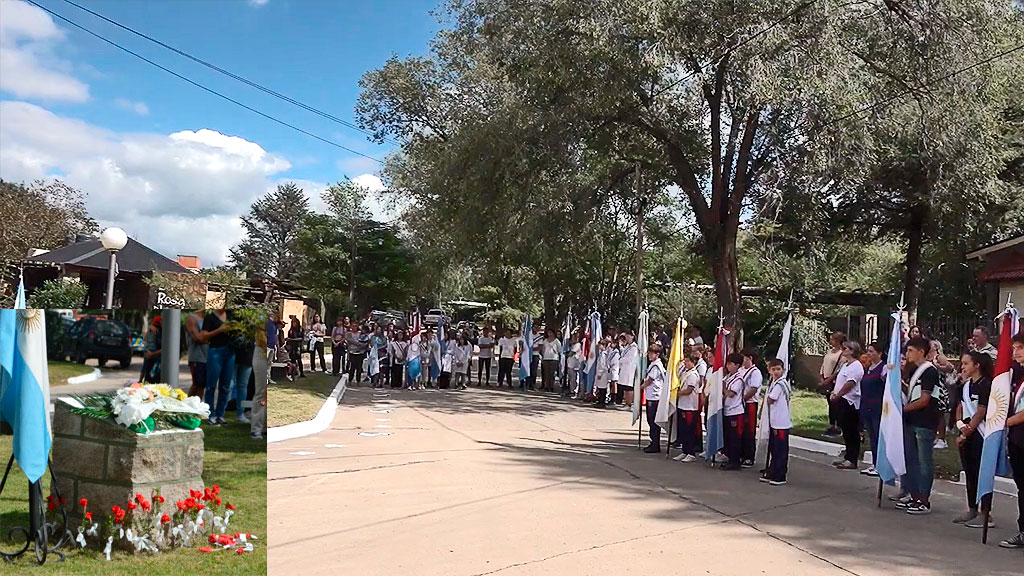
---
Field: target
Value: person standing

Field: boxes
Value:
[184,310,208,398]
[286,318,306,379]
[251,321,268,440]
[739,349,763,468]
[671,353,701,462]
[721,353,745,470]
[897,337,941,515]
[528,324,543,391]
[389,330,408,389]
[346,323,369,386]
[859,342,886,477]
[616,332,637,408]
[496,329,517,388]
[929,340,955,449]
[140,316,162,384]
[203,309,236,426]
[540,329,562,393]
[830,341,864,470]
[370,325,388,388]
[998,333,1024,549]
[331,318,347,376]
[230,332,254,424]
[420,327,436,389]
[452,333,472,390]
[970,326,998,359]
[308,314,327,372]
[640,343,666,453]
[819,332,845,437]
[477,328,495,385]
[762,358,792,485]
[952,350,993,527]
[606,336,621,405]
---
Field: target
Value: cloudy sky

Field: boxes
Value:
[0,0,438,265]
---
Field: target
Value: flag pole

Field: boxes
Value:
[882,292,908,507]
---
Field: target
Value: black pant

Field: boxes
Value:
[309,341,326,371]
[497,358,513,387]
[767,428,790,481]
[823,388,838,427]
[724,414,742,466]
[438,371,451,389]
[542,360,557,391]
[959,431,992,511]
[390,363,404,389]
[347,352,365,383]
[836,399,860,464]
[614,385,630,405]
[527,357,539,389]
[676,409,699,456]
[289,346,304,377]
[595,387,607,407]
[646,400,661,447]
[332,344,345,375]
[478,357,492,383]
[1009,439,1024,532]
[741,402,758,462]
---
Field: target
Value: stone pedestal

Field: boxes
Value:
[50,398,204,527]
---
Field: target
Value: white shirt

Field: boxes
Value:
[497,337,517,359]
[832,360,864,409]
[767,378,793,429]
[595,348,609,388]
[566,342,582,370]
[477,336,494,359]
[741,366,763,404]
[645,359,665,399]
[695,358,708,388]
[541,338,561,361]
[452,342,472,370]
[407,334,421,360]
[724,372,745,416]
[618,343,638,385]
[676,368,699,411]
[606,347,621,381]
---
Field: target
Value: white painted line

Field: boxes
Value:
[66,368,101,385]
[324,444,346,448]
[359,432,391,437]
[375,418,391,422]
[267,375,348,443]
[369,409,392,414]
[288,451,315,456]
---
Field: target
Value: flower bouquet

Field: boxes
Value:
[70,383,211,434]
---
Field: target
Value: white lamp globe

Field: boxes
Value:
[99,227,128,251]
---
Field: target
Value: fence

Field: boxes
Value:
[922,315,996,355]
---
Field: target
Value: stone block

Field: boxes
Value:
[107,444,181,484]
[51,437,106,482]
[182,442,204,479]
[51,401,83,437]
[82,415,140,444]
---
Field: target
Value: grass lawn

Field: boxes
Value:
[47,360,95,386]
[790,388,963,480]
[0,423,266,575]
[267,371,339,428]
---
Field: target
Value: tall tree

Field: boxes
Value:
[229,183,310,280]
[0,179,98,264]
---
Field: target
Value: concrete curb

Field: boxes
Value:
[65,368,101,385]
[267,375,348,444]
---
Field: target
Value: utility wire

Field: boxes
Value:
[57,0,399,147]
[24,0,383,164]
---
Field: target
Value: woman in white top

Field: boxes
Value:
[540,329,562,392]
[567,333,583,398]
[830,341,864,470]
[308,314,327,372]
[451,333,472,390]
[477,328,495,385]
[496,329,518,388]
[594,337,611,407]
[388,330,408,389]
[614,333,637,407]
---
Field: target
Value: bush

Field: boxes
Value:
[30,278,87,308]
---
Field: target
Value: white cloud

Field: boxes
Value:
[114,98,150,116]
[0,100,293,266]
[248,0,270,5]
[351,173,385,193]
[0,0,89,102]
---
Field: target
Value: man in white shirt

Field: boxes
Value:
[640,343,666,453]
[477,328,495,385]
[540,329,562,392]
[763,358,792,485]
[740,349,764,468]
[672,354,701,462]
[721,353,745,470]
[496,329,518,388]
[970,326,998,359]
[831,341,864,470]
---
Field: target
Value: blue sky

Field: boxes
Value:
[0,0,440,265]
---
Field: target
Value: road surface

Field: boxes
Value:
[268,386,1022,576]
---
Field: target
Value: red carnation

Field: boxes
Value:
[197,503,205,510]
[79,498,88,510]
[211,485,220,495]
[208,535,218,544]
[156,495,165,504]
[47,500,55,512]
[198,547,213,553]
[236,548,244,555]
[226,502,236,511]
[215,497,222,506]
[127,502,137,511]
[176,501,186,511]
[160,514,170,524]
[85,512,93,522]
[141,501,151,512]
[135,493,144,503]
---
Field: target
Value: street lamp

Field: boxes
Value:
[100,227,128,309]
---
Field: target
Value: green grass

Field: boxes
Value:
[267,371,338,428]
[0,423,266,574]
[47,361,95,386]
[790,388,962,480]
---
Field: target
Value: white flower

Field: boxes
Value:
[103,536,113,561]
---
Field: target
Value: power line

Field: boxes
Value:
[23,0,383,164]
[57,0,399,147]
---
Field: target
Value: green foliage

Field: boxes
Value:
[0,179,98,266]
[229,182,310,280]
[30,278,88,308]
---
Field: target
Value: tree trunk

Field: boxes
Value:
[706,231,742,350]
[542,284,556,333]
[903,200,929,326]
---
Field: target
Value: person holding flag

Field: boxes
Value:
[952,350,993,527]
[721,352,746,470]
[639,343,666,453]
[1000,331,1024,548]
[898,336,942,514]
[654,318,685,447]
[631,310,649,430]
[756,312,793,477]
[703,326,728,463]
[761,357,792,485]
[739,349,764,468]
[671,353,702,462]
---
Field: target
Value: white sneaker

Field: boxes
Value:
[672,453,687,462]
[237,414,250,423]
[681,454,697,463]
[934,439,947,449]
[860,465,877,476]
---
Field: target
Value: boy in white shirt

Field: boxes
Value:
[672,353,702,462]
[721,353,745,470]
[566,334,582,399]
[761,358,792,485]
[496,329,517,388]
[594,337,611,408]
[639,343,666,453]
[740,349,764,468]
[606,337,621,407]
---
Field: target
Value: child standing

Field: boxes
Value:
[761,358,792,485]
[594,337,610,408]
[672,353,701,462]
[740,349,764,468]
[721,353,745,470]
[640,343,666,453]
[606,337,621,406]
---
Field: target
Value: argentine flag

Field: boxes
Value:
[431,322,446,380]
[519,315,532,381]
[585,312,602,394]
[631,309,649,426]
[703,326,727,462]
[0,281,52,483]
[876,312,907,485]
[977,305,1019,504]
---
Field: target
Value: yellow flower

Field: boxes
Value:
[146,384,173,398]
[173,389,188,401]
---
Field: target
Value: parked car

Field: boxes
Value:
[423,308,449,326]
[65,317,133,369]
[128,329,146,355]
[369,309,407,330]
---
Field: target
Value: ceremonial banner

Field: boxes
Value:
[876,312,908,485]
[430,322,446,380]
[703,326,728,461]
[631,310,649,426]
[655,317,686,429]
[756,313,792,460]
[977,305,1019,504]
[585,312,602,395]
[519,315,532,381]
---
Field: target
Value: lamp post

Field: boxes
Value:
[100,227,128,309]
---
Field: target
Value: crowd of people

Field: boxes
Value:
[273,309,1024,550]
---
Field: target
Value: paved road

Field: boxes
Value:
[50,358,193,397]
[268,387,1022,576]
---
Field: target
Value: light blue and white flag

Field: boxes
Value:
[631,309,649,426]
[703,326,727,461]
[876,312,907,485]
[431,323,446,379]
[0,303,52,483]
[519,315,532,381]
[0,272,29,416]
[585,312,602,394]
[367,337,380,378]
[977,304,1019,505]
